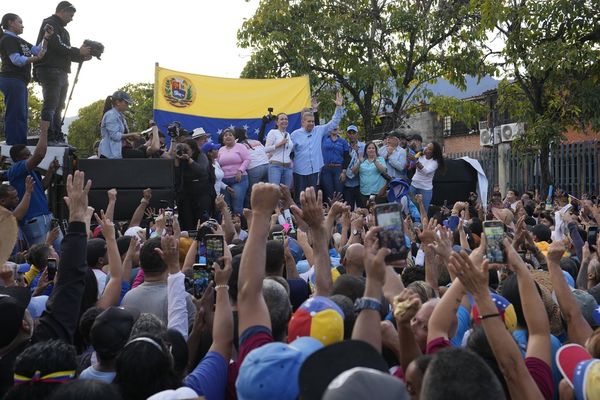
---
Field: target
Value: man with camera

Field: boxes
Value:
[34,1,92,146]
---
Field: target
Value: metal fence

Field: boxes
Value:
[446,141,600,196]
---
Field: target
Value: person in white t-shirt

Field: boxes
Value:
[235,126,270,207]
[265,113,294,187]
[409,141,445,214]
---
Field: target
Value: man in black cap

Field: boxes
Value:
[407,133,424,179]
[34,1,92,146]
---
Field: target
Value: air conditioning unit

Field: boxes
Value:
[480,128,493,146]
[500,122,524,142]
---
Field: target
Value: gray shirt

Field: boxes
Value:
[121,281,196,328]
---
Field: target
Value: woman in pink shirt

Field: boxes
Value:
[217,128,251,214]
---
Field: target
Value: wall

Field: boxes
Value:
[443,134,481,153]
[404,111,444,143]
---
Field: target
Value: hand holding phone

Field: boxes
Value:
[205,234,225,268]
[374,202,408,262]
[46,258,58,280]
[192,263,213,298]
[483,220,506,263]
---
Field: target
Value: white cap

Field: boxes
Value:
[192,127,208,139]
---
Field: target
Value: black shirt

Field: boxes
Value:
[35,15,84,73]
[0,33,34,83]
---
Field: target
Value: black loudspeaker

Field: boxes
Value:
[431,159,478,206]
[78,159,175,221]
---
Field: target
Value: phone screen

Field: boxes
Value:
[47,258,57,280]
[588,226,598,251]
[483,220,506,263]
[192,263,213,298]
[374,202,407,262]
[271,231,285,243]
[205,235,224,267]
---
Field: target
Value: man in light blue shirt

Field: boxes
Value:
[381,131,408,179]
[291,93,344,201]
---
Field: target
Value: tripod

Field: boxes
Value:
[61,61,83,126]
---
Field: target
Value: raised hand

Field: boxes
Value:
[328,192,344,205]
[393,288,422,324]
[215,193,227,211]
[24,176,34,194]
[63,171,92,223]
[251,183,281,216]
[107,188,117,203]
[311,97,320,110]
[155,234,180,273]
[417,218,437,245]
[429,226,453,260]
[143,188,152,202]
[363,226,389,285]
[94,210,115,239]
[448,251,489,298]
[291,187,324,230]
[334,91,344,107]
[546,240,566,264]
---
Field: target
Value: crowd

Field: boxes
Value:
[2,2,600,400]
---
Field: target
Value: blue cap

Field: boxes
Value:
[17,263,31,274]
[201,142,221,153]
[236,336,324,400]
[346,125,358,132]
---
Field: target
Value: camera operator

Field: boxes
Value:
[173,139,215,230]
[34,1,92,146]
[98,91,142,159]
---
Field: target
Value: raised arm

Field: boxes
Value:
[318,93,344,134]
[291,187,332,297]
[95,210,124,309]
[129,188,152,228]
[105,189,117,222]
[34,171,92,343]
[208,245,233,358]
[352,227,388,352]
[12,177,33,221]
[26,123,48,171]
[546,240,593,346]
[450,250,544,400]
[215,194,235,244]
[237,183,281,333]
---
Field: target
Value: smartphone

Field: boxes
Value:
[374,202,408,262]
[47,258,58,280]
[271,231,285,243]
[588,226,598,251]
[192,263,213,298]
[165,208,174,235]
[50,218,60,230]
[483,220,506,264]
[59,219,69,236]
[205,234,225,268]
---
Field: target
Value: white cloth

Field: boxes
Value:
[213,161,227,194]
[147,387,199,400]
[411,156,438,190]
[243,140,270,169]
[93,269,107,298]
[167,272,188,340]
[457,157,489,212]
[264,129,293,164]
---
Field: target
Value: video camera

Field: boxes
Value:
[83,39,104,59]
[167,121,190,138]
[262,107,276,123]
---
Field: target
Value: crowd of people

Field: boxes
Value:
[2,2,600,400]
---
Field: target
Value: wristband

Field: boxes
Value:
[478,312,500,320]
[215,284,229,291]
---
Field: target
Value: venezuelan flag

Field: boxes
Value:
[153,65,311,142]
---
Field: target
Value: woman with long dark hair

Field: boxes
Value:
[0,13,52,145]
[351,141,387,205]
[409,140,445,213]
[234,126,269,206]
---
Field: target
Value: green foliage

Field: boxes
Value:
[67,82,154,157]
[67,99,104,158]
[476,0,600,187]
[428,95,487,129]
[238,0,489,138]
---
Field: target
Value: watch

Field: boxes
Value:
[354,297,382,313]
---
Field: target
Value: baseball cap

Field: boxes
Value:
[112,90,133,104]
[346,125,358,132]
[288,296,344,345]
[201,142,221,153]
[192,127,209,139]
[299,340,389,400]
[236,336,323,400]
[471,292,518,332]
[0,286,32,347]
[323,367,410,400]
[556,344,600,400]
[56,1,76,12]
[90,306,140,355]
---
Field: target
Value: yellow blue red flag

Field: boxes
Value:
[153,65,311,142]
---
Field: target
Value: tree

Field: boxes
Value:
[478,0,600,192]
[237,0,490,139]
[67,82,154,157]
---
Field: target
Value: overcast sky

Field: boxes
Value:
[5,0,259,117]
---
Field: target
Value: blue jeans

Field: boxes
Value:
[268,164,293,188]
[0,77,28,145]
[21,213,63,252]
[223,175,249,215]
[36,67,69,142]
[320,166,344,202]
[409,185,433,217]
[293,172,319,203]
[246,164,269,207]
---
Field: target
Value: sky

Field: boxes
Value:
[5,0,260,117]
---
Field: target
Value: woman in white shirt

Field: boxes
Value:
[409,141,445,214]
[235,127,270,205]
[264,113,294,187]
